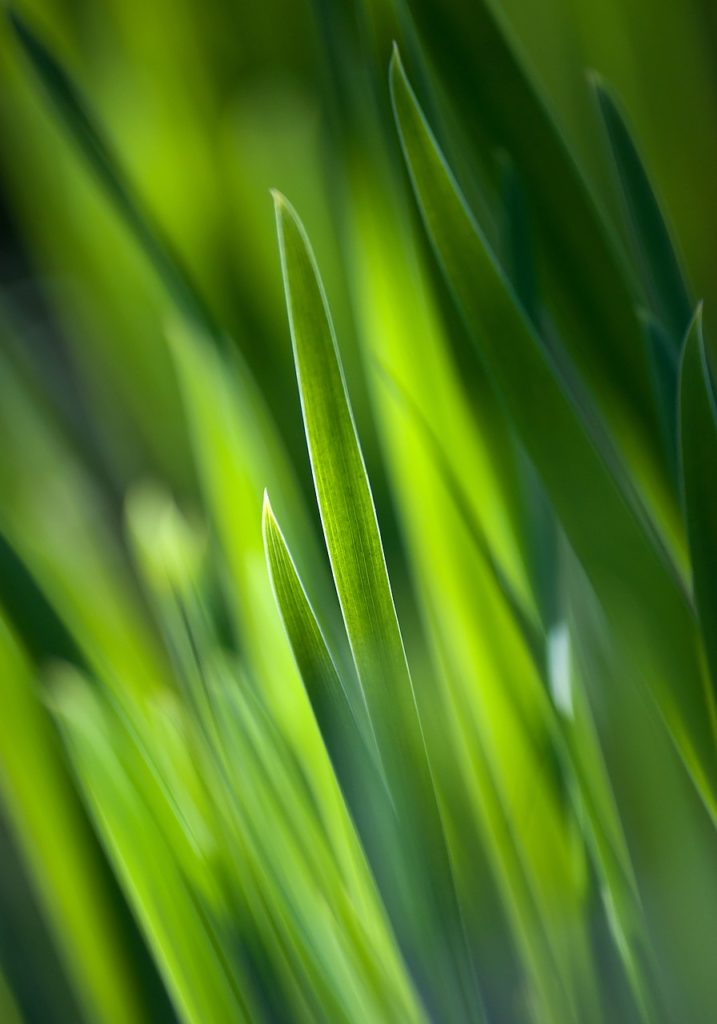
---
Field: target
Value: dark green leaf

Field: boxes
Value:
[390,47,717,817]
[402,0,661,468]
[593,78,691,351]
[679,305,717,713]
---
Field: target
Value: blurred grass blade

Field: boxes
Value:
[402,0,659,455]
[166,316,327,750]
[567,553,717,1022]
[592,77,691,351]
[8,8,219,338]
[679,305,717,718]
[273,191,481,1023]
[641,312,680,481]
[591,76,687,478]
[499,155,540,329]
[0,971,22,1024]
[390,46,717,816]
[262,491,382,784]
[498,157,562,634]
[0,348,170,704]
[0,616,149,1024]
[375,360,544,666]
[52,669,253,1024]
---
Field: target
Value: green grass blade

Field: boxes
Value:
[273,190,410,745]
[0,348,169,704]
[679,306,717,722]
[498,157,562,634]
[52,669,253,1024]
[8,9,219,339]
[641,312,680,481]
[499,156,540,329]
[262,492,382,783]
[0,617,150,1024]
[401,0,659,450]
[592,78,692,351]
[273,190,482,1023]
[167,315,325,748]
[375,361,544,666]
[390,46,717,816]
[590,76,689,480]
[0,970,22,1024]
[567,555,717,1022]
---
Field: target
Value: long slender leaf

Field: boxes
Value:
[401,0,663,469]
[0,617,149,1024]
[8,8,219,339]
[498,157,561,634]
[679,305,717,720]
[567,553,717,1022]
[592,79,692,482]
[641,311,680,481]
[375,361,544,666]
[344,167,605,1022]
[262,492,382,784]
[592,77,692,352]
[273,190,482,1023]
[390,46,717,816]
[52,669,253,1024]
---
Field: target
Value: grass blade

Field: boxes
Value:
[641,312,680,481]
[567,554,717,1022]
[8,8,218,339]
[592,79,691,481]
[390,46,717,817]
[592,78,692,351]
[52,668,253,1024]
[273,190,482,1023]
[0,618,150,1024]
[498,156,540,329]
[679,305,717,720]
[262,491,382,786]
[401,0,660,459]
[375,361,544,666]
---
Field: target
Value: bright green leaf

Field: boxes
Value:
[8,8,217,338]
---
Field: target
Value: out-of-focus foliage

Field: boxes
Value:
[0,0,716,1021]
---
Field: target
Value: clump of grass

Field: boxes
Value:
[1,5,717,1023]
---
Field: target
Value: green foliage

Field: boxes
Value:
[1,2,717,1022]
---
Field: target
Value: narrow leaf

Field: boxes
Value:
[273,191,481,1023]
[262,491,382,786]
[593,77,691,351]
[679,305,717,719]
[9,9,219,339]
[641,311,680,481]
[390,47,717,816]
[374,361,544,666]
[0,618,149,1024]
[272,194,411,738]
[499,155,540,329]
[403,0,660,455]
[52,671,253,1024]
